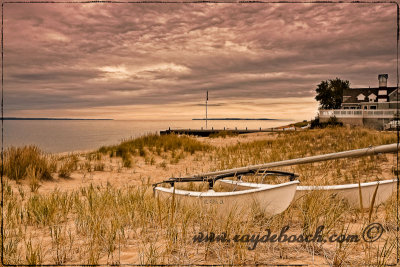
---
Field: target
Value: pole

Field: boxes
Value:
[181,143,400,179]
[396,4,400,263]
[206,90,208,129]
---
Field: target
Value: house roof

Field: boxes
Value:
[342,87,397,103]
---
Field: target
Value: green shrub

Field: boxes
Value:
[293,120,309,128]
[310,116,343,129]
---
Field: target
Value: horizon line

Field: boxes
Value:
[3,117,114,121]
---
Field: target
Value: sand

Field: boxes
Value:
[3,130,399,265]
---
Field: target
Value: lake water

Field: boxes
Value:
[3,119,293,153]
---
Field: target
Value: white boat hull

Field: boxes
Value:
[154,180,299,216]
[296,179,397,209]
[219,179,397,209]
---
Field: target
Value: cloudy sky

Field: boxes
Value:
[3,2,397,120]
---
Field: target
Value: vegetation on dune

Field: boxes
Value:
[3,178,397,265]
[4,145,55,181]
[98,133,211,166]
[2,127,399,264]
[293,120,309,128]
[7,128,393,183]
[214,127,396,181]
[58,155,79,178]
[310,116,343,129]
[209,131,239,138]
[99,133,208,155]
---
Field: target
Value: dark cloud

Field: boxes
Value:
[3,2,397,118]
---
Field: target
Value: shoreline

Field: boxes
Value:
[5,119,295,154]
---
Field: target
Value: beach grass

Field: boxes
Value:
[209,130,239,138]
[2,127,399,265]
[98,133,211,166]
[4,145,55,182]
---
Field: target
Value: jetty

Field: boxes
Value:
[160,127,295,137]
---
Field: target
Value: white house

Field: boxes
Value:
[319,74,399,129]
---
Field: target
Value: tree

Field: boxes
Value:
[315,78,350,109]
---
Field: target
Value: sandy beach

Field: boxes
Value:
[3,127,399,265]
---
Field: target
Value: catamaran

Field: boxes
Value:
[219,178,396,209]
[153,170,299,216]
[153,143,400,214]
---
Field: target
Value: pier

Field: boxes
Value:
[160,127,295,137]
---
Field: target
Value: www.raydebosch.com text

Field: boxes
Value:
[193,223,384,250]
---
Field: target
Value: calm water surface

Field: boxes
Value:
[4,119,292,153]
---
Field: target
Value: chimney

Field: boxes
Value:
[378,74,388,87]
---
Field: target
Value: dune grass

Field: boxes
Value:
[58,155,79,178]
[209,131,239,138]
[212,127,396,185]
[4,145,55,182]
[98,133,211,166]
[2,127,399,265]
[3,180,397,265]
[214,127,396,168]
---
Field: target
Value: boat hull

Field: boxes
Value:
[295,179,397,209]
[219,179,397,209]
[154,180,299,216]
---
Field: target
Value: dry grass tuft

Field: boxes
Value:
[4,145,54,181]
[98,133,211,164]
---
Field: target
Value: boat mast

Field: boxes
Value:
[183,143,400,179]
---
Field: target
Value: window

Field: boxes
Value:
[368,93,377,102]
[378,90,387,95]
[370,106,377,109]
[357,94,365,101]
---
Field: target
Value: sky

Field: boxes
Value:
[3,2,398,120]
